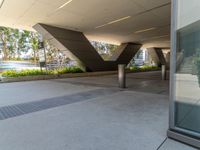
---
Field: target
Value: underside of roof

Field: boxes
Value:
[0,0,171,47]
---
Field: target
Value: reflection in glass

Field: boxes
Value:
[175,20,200,135]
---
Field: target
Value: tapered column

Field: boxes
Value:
[118,64,126,88]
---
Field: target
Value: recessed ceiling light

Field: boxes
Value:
[95,23,108,29]
[0,0,5,8]
[107,16,131,25]
[47,0,73,17]
[140,34,169,41]
[95,16,131,29]
[135,27,156,34]
[151,34,169,39]
[58,0,73,10]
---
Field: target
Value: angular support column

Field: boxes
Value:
[33,23,142,72]
[147,47,167,67]
[109,43,141,64]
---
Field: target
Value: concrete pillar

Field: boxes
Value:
[147,48,167,67]
[162,65,167,80]
[34,23,142,72]
[109,43,141,65]
[118,64,126,88]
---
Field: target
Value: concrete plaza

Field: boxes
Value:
[0,71,196,150]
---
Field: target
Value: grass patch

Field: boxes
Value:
[1,67,83,78]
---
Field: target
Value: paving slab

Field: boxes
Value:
[0,71,195,150]
[0,79,100,107]
[0,91,168,150]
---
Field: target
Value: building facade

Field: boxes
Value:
[168,0,200,148]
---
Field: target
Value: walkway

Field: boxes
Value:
[0,71,196,150]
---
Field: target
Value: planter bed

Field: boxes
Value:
[0,69,162,83]
[0,71,117,83]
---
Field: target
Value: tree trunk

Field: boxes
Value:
[33,50,37,64]
[2,42,8,60]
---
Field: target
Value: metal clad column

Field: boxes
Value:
[118,64,126,88]
[162,65,167,80]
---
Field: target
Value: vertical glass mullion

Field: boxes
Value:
[169,0,177,130]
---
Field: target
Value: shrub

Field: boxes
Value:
[195,58,200,86]
[1,69,47,77]
[129,66,140,71]
[1,67,83,78]
[55,67,83,74]
[129,66,161,72]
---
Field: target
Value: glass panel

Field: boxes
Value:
[174,0,200,137]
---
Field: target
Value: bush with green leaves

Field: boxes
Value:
[129,66,161,72]
[195,58,200,86]
[55,67,83,74]
[1,67,83,78]
[1,69,48,77]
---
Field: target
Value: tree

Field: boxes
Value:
[0,27,12,60]
[0,27,31,60]
[29,32,39,64]
[0,26,70,66]
[90,41,118,60]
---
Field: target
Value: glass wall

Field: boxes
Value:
[170,0,200,143]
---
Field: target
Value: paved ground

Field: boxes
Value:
[0,71,196,150]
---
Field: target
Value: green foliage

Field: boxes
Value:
[129,66,161,72]
[0,26,39,61]
[1,70,47,77]
[193,49,200,86]
[90,41,118,60]
[55,67,83,74]
[1,67,83,78]
[8,58,24,61]
[195,58,200,86]
[0,27,11,60]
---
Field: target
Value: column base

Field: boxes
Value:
[167,129,200,149]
